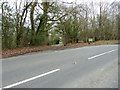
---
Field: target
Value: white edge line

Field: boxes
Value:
[2,69,60,89]
[88,49,118,60]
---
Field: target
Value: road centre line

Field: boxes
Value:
[2,69,60,89]
[88,49,118,60]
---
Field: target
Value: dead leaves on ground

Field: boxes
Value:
[1,40,118,58]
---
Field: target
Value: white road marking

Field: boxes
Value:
[2,69,60,89]
[88,49,118,60]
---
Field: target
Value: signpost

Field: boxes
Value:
[88,38,94,44]
[88,38,94,42]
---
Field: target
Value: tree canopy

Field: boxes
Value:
[1,0,119,49]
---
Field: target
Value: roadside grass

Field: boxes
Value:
[66,40,119,47]
[1,40,119,58]
[92,40,119,45]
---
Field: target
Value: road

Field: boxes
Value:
[1,45,118,88]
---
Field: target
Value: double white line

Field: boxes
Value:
[1,69,60,89]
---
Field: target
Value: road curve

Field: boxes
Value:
[1,45,118,88]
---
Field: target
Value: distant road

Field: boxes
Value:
[1,45,118,88]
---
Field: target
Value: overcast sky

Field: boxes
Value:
[0,0,119,15]
[1,0,119,3]
[61,0,118,3]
